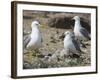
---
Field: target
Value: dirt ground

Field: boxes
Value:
[23,11,91,69]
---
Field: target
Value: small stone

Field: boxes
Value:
[23,62,32,69]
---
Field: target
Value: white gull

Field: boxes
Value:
[73,16,91,41]
[64,31,81,56]
[24,21,42,50]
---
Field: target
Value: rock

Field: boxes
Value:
[53,49,70,60]
[23,62,32,69]
[50,40,56,43]
[48,53,58,62]
[48,14,72,29]
[59,49,69,59]
[36,54,45,58]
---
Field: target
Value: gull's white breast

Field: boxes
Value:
[64,35,76,51]
[26,27,42,49]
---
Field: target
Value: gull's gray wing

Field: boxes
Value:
[23,34,31,49]
[72,39,81,52]
[39,31,43,43]
[80,28,90,40]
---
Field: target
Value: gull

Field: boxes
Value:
[64,31,81,57]
[73,16,91,41]
[24,21,42,51]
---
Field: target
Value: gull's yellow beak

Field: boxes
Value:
[40,24,46,28]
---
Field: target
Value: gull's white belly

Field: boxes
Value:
[64,37,76,52]
[27,33,42,49]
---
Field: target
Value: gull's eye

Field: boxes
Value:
[67,32,70,35]
[35,23,39,25]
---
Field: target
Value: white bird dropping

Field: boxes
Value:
[73,16,90,40]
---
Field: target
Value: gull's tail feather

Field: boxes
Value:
[89,34,91,40]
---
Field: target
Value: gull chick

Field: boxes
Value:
[64,31,81,57]
[73,16,91,41]
[24,21,42,50]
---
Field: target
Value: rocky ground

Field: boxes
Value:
[23,11,91,69]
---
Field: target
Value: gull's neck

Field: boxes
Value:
[74,19,81,29]
[31,25,40,35]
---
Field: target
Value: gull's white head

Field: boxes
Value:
[73,16,80,21]
[31,21,40,28]
[64,31,71,36]
[64,31,75,38]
